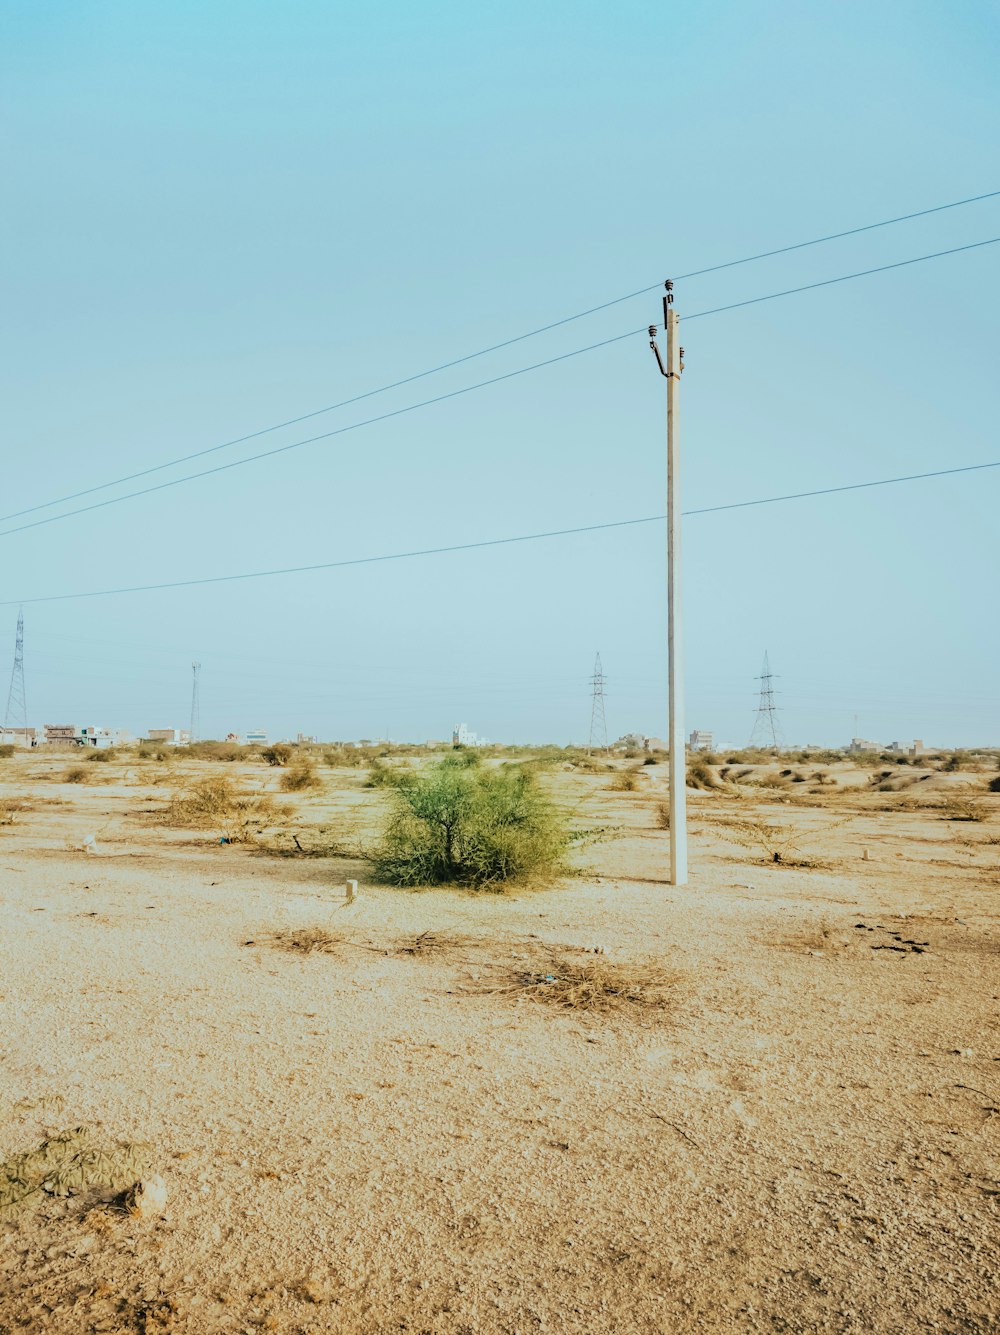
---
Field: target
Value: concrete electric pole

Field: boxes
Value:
[650,283,688,885]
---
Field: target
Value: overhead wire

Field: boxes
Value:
[2,234,999,542]
[684,235,1000,321]
[3,458,996,607]
[2,187,998,528]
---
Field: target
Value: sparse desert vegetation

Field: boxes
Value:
[1,742,998,1332]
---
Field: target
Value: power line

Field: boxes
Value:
[3,234,999,543]
[685,235,1000,321]
[0,328,642,540]
[682,458,1000,516]
[3,188,998,529]
[3,458,995,607]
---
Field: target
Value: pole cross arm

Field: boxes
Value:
[649,326,670,378]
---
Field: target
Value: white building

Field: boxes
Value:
[453,722,490,748]
[81,727,130,749]
[688,730,714,751]
[0,727,36,748]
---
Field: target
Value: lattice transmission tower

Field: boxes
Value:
[189,661,201,743]
[748,651,782,751]
[588,652,608,753]
[4,609,27,733]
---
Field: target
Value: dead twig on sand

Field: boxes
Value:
[646,1110,701,1149]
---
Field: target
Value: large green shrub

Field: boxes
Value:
[373,758,567,888]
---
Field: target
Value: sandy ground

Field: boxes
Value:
[1,752,998,1334]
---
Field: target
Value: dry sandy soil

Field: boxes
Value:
[1,750,998,1334]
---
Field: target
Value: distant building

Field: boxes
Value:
[688,730,714,751]
[80,727,129,749]
[847,737,882,753]
[453,723,490,748]
[296,733,317,744]
[147,728,190,746]
[0,726,36,748]
[615,733,665,752]
[43,724,85,746]
[244,729,268,745]
[910,738,926,758]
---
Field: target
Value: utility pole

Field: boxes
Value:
[650,283,687,885]
[189,661,201,743]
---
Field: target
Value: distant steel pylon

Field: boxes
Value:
[189,661,201,742]
[4,609,27,733]
[588,652,608,752]
[749,650,782,751]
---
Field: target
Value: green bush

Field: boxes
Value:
[373,760,568,888]
[448,746,482,768]
[366,757,406,788]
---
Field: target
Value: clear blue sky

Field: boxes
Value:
[2,1,997,746]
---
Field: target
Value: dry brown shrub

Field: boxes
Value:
[940,797,988,822]
[718,816,851,867]
[390,930,477,957]
[246,926,343,954]
[609,766,642,792]
[166,776,277,842]
[475,950,677,1014]
[279,760,321,792]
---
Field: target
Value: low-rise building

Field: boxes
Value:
[0,726,36,747]
[244,729,268,745]
[688,730,714,751]
[147,728,191,745]
[43,724,85,746]
[81,727,129,749]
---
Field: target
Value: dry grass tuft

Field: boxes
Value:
[390,930,477,957]
[246,926,344,954]
[475,950,677,1014]
[609,767,643,792]
[940,797,988,822]
[0,797,28,825]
